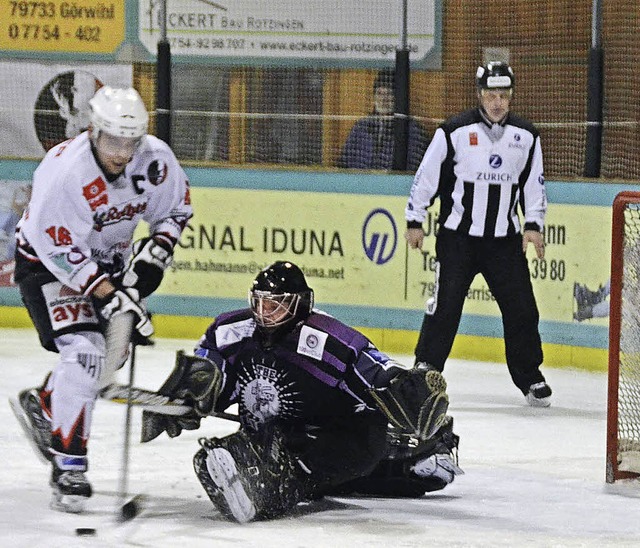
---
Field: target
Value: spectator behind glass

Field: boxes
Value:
[338,70,428,171]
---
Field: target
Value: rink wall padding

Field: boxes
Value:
[1,163,636,371]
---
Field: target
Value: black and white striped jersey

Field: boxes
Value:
[405,108,547,237]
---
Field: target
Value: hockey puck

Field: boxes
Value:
[75,528,96,536]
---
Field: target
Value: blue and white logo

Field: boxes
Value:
[489,154,503,168]
[362,208,397,265]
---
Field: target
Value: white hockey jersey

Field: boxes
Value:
[16,132,193,294]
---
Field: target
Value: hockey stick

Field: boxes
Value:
[99,312,134,390]
[117,342,136,521]
[99,312,144,521]
[100,383,240,423]
[100,384,192,415]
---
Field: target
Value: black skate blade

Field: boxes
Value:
[8,397,51,465]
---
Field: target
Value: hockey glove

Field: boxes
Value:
[99,287,154,339]
[121,237,173,298]
[141,351,222,442]
[369,367,449,441]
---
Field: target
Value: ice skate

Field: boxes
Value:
[525,382,552,407]
[9,388,52,464]
[50,457,92,514]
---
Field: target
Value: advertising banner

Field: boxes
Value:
[159,187,611,328]
[138,0,438,66]
[0,168,616,355]
[0,0,126,54]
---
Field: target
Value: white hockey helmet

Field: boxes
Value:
[89,86,148,139]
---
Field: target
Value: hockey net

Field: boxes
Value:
[607,191,640,482]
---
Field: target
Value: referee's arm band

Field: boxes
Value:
[524,222,542,232]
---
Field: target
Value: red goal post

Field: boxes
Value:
[607,191,640,483]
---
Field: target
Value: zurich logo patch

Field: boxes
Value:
[489,154,503,168]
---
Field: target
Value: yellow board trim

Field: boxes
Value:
[0,307,607,372]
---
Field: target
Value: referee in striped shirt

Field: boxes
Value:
[404,61,552,407]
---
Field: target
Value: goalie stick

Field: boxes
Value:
[100,384,192,415]
[100,383,240,422]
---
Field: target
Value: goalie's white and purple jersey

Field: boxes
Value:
[15,131,192,294]
[195,309,410,432]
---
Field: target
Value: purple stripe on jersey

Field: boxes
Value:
[306,312,369,354]
[278,347,341,387]
[321,351,347,373]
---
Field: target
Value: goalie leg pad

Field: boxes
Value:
[410,453,463,487]
[193,429,311,522]
[194,445,256,523]
[332,415,462,498]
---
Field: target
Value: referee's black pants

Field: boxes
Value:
[414,228,546,395]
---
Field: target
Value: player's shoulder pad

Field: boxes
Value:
[141,134,173,153]
[137,134,182,167]
[207,308,255,350]
[37,132,91,183]
[296,312,369,362]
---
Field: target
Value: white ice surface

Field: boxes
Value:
[1,328,639,547]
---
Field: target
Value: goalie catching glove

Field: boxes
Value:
[121,237,173,298]
[141,351,222,442]
[369,365,449,441]
[98,286,153,338]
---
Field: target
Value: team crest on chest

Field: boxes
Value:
[237,358,301,431]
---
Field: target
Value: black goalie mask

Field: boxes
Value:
[249,261,314,334]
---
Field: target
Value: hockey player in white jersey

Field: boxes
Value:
[10,86,193,512]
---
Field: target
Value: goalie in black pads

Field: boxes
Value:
[143,261,462,523]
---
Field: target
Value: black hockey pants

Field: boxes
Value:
[414,228,546,394]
